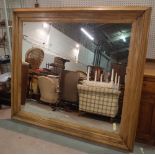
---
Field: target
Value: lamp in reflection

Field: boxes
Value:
[43,22,50,29]
[76,44,79,48]
[73,44,80,63]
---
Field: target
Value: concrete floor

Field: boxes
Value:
[0,107,155,153]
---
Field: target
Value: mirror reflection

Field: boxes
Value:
[21,22,131,133]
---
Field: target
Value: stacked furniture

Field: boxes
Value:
[49,57,69,75]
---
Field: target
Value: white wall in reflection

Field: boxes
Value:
[22,22,95,72]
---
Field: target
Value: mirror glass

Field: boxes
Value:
[21,22,131,133]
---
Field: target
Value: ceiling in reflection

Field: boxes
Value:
[52,23,131,61]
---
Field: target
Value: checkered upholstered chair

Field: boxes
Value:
[77,84,120,118]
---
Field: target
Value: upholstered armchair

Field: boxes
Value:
[38,76,59,104]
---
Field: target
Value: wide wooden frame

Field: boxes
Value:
[12,7,151,151]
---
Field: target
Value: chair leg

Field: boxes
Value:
[78,111,85,116]
[110,117,115,123]
[50,101,60,111]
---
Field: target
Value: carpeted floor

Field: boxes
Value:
[0,107,155,153]
[23,100,120,133]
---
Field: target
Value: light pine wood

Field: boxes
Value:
[120,8,151,150]
[13,111,128,150]
[12,7,151,151]
[13,7,148,24]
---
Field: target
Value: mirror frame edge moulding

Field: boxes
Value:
[11,7,151,151]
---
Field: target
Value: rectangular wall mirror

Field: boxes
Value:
[12,7,151,151]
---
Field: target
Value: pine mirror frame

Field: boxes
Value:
[11,7,151,151]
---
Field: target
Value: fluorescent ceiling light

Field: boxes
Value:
[120,34,126,42]
[80,27,94,41]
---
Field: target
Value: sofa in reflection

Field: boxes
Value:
[78,84,120,118]
[77,69,121,118]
